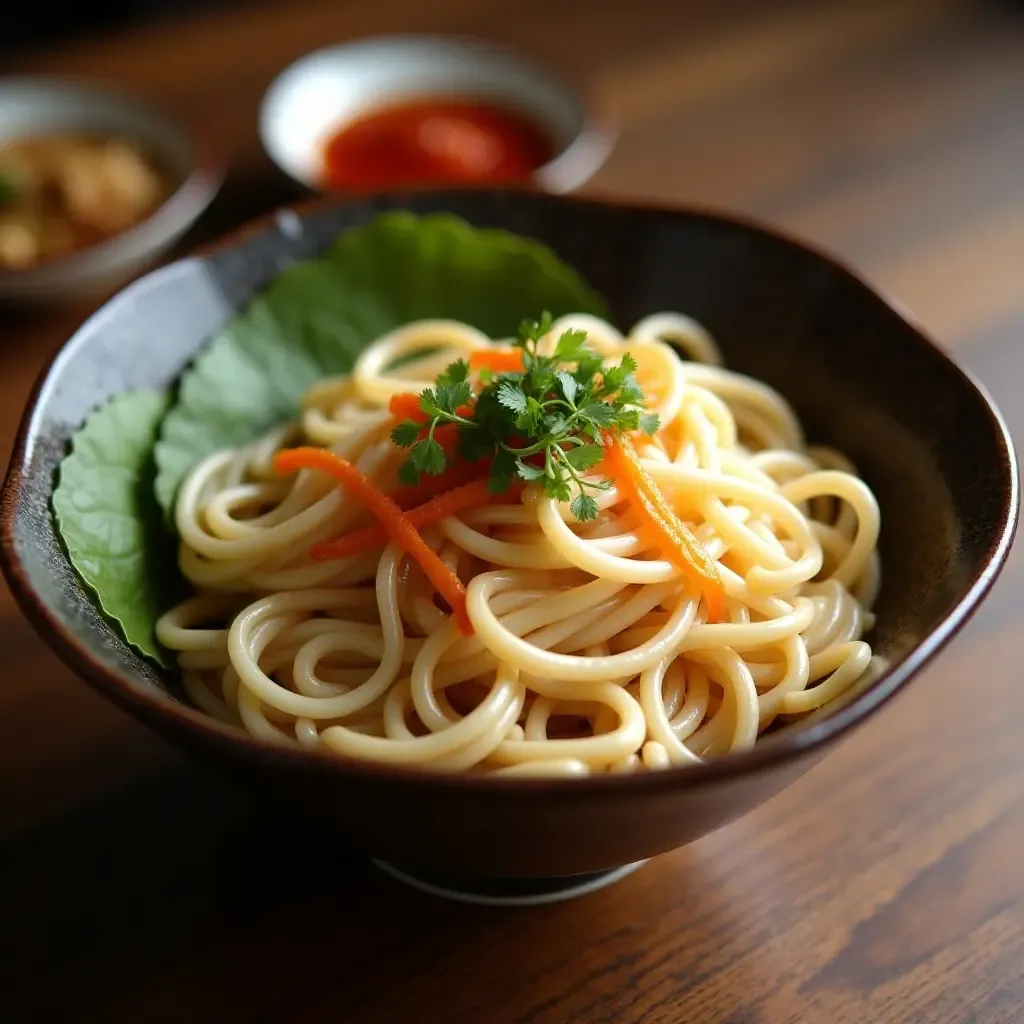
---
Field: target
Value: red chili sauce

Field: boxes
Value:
[320,99,554,190]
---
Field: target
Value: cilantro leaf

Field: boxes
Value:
[525,361,556,393]
[617,382,645,406]
[554,328,589,362]
[410,438,447,475]
[573,354,604,386]
[556,370,578,405]
[436,379,472,413]
[516,396,543,434]
[543,413,568,435]
[578,403,617,427]
[516,459,546,481]
[570,494,600,522]
[497,380,527,413]
[640,412,661,435]
[547,475,573,503]
[438,359,470,386]
[564,444,605,472]
[600,354,640,396]
[518,311,554,345]
[397,460,420,486]
[390,420,421,448]
[419,388,442,418]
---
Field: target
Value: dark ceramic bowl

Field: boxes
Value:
[2,190,1017,900]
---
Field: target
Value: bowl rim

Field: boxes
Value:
[257,34,616,195]
[1,186,1018,794]
[0,74,224,285]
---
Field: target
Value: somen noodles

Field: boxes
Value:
[156,312,884,775]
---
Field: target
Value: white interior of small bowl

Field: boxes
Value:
[259,37,612,194]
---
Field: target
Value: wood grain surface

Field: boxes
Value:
[4,1,1024,1021]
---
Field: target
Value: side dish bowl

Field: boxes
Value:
[1,189,1016,887]
[259,37,614,194]
[0,77,222,303]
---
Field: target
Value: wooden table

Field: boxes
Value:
[4,1,1024,1020]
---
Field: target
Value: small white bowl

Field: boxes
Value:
[259,36,614,195]
[0,77,223,304]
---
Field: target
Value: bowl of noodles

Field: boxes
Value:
[1,189,1016,904]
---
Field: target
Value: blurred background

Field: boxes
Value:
[2,0,1021,54]
[1,1,230,54]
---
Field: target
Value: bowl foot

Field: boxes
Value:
[371,858,647,906]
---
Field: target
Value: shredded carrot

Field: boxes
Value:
[274,447,473,635]
[605,433,726,623]
[311,478,523,560]
[469,347,526,374]
[391,457,492,509]
[388,392,429,423]
[388,392,475,426]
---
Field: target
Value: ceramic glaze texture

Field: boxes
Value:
[1,189,1016,878]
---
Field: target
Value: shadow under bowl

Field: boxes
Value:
[1,188,1017,881]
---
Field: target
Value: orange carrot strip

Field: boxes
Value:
[311,478,523,560]
[605,433,726,623]
[389,392,429,423]
[469,347,526,373]
[388,392,475,426]
[391,457,493,509]
[274,447,473,635]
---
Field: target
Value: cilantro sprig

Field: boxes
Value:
[390,312,660,521]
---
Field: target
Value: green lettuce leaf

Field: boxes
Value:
[154,212,607,514]
[52,390,181,664]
